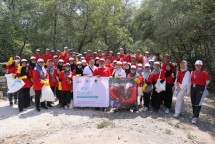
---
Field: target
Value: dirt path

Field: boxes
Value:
[0,95,214,144]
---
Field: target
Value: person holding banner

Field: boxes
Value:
[112,61,126,78]
[83,58,96,76]
[4,56,20,106]
[32,58,50,112]
[151,61,166,112]
[16,59,31,112]
[190,60,209,124]
[93,58,111,77]
[73,62,83,76]
[59,63,73,109]
[173,60,190,118]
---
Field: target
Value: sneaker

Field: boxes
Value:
[173,113,179,118]
[163,106,167,112]
[64,106,68,110]
[141,107,149,112]
[191,117,197,125]
[9,101,13,106]
[14,101,18,105]
[165,108,170,114]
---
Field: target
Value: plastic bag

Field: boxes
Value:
[155,79,166,93]
[41,85,55,102]
[5,74,25,93]
[30,86,35,96]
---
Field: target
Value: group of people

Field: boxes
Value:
[3,47,210,125]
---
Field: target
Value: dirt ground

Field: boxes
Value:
[0,95,214,144]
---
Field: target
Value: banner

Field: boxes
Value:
[109,78,137,109]
[73,76,109,107]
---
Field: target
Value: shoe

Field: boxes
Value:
[19,109,23,112]
[163,106,166,112]
[191,117,197,125]
[14,101,18,105]
[133,109,138,113]
[36,108,41,112]
[9,101,13,106]
[42,106,48,109]
[47,103,53,107]
[165,108,170,114]
[114,108,119,113]
[64,106,68,109]
[143,107,149,112]
[173,113,179,118]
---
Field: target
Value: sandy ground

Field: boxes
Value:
[0,95,214,144]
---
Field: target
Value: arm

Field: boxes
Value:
[180,71,191,90]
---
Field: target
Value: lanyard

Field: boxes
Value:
[194,70,201,83]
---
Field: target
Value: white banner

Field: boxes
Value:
[73,76,110,107]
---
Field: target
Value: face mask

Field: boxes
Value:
[14,60,20,63]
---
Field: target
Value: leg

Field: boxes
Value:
[8,93,13,105]
[164,84,173,109]
[24,88,30,108]
[175,90,186,115]
[61,91,66,107]
[66,91,71,105]
[14,92,18,103]
[193,86,205,118]
[144,92,151,108]
[151,86,156,108]
[35,90,41,111]
[154,91,163,110]
[18,89,24,112]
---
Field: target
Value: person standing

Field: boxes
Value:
[83,58,97,76]
[32,59,50,112]
[16,59,31,112]
[112,61,126,78]
[173,60,190,118]
[93,58,111,77]
[190,60,210,124]
[163,63,175,114]
[59,63,73,109]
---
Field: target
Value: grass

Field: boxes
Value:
[97,120,115,129]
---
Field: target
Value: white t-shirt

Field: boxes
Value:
[112,68,126,78]
[83,65,97,76]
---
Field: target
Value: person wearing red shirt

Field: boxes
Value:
[42,48,53,63]
[163,63,175,114]
[119,48,125,60]
[58,63,73,109]
[130,55,137,66]
[173,60,190,118]
[105,57,114,74]
[32,59,50,112]
[125,49,132,63]
[16,59,31,112]
[59,47,70,63]
[161,54,176,73]
[93,58,111,77]
[85,50,94,63]
[97,50,103,58]
[32,49,42,61]
[151,61,165,112]
[108,51,115,62]
[115,52,124,62]
[56,50,61,57]
[103,48,109,59]
[5,56,20,106]
[190,60,210,124]
[136,49,144,64]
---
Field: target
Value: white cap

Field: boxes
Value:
[69,58,74,61]
[120,48,123,50]
[117,52,120,55]
[149,59,154,62]
[95,57,100,60]
[30,56,36,60]
[80,57,85,60]
[137,63,143,67]
[131,65,136,69]
[77,61,82,65]
[81,60,87,63]
[58,59,64,63]
[37,58,44,63]
[180,60,187,65]
[117,61,122,65]
[145,51,149,54]
[144,63,150,67]
[21,59,28,62]
[99,58,105,61]
[113,83,119,87]
[195,60,203,65]
[123,61,127,64]
[154,61,160,65]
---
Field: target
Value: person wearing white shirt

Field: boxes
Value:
[112,61,126,78]
[143,51,150,66]
[83,58,96,76]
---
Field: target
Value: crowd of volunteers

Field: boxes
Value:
[3,47,210,125]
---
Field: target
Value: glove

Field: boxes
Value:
[134,77,141,84]
[17,64,22,74]
[20,75,27,79]
[142,83,148,92]
[115,76,120,79]
[6,57,13,66]
[109,76,113,78]
[58,82,62,90]
[76,58,79,63]
[12,73,17,78]
[40,79,49,85]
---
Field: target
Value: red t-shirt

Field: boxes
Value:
[42,54,53,63]
[59,71,73,91]
[191,70,209,86]
[33,54,42,61]
[176,71,187,84]
[125,54,131,62]
[93,67,111,77]
[105,64,114,74]
[32,69,49,90]
[151,70,165,84]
